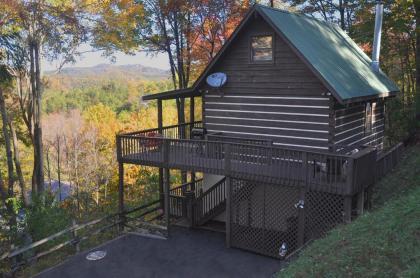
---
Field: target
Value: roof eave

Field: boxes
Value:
[340,90,399,104]
[142,88,199,101]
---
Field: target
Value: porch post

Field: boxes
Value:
[189,96,196,188]
[190,96,195,124]
[158,99,164,210]
[118,162,125,232]
[163,167,170,233]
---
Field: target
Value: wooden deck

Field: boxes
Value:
[119,143,359,195]
[116,122,377,196]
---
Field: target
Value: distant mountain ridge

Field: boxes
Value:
[45,64,170,80]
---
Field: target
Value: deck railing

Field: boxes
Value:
[117,123,378,196]
[375,143,404,181]
[0,200,164,276]
[169,179,204,218]
[121,121,203,138]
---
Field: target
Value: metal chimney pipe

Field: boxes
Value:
[371,1,384,72]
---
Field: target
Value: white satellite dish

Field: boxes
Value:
[206,72,227,88]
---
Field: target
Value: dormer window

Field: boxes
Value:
[250,35,273,62]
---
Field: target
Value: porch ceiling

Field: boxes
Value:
[142,88,201,101]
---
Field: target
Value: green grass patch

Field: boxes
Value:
[279,145,420,278]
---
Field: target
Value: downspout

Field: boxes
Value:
[371,1,384,72]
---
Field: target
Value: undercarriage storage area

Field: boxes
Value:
[229,178,345,258]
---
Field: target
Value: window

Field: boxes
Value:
[365,102,373,135]
[250,35,273,62]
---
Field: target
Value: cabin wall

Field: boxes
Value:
[332,100,385,151]
[200,17,331,151]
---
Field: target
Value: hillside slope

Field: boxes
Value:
[279,145,420,278]
[45,64,169,80]
[44,64,170,92]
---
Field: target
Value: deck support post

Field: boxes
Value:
[186,191,195,227]
[118,162,125,232]
[343,196,352,224]
[356,190,365,216]
[163,167,170,235]
[297,152,308,248]
[226,176,231,248]
[163,140,170,235]
[157,99,165,210]
[225,144,232,248]
[190,172,196,192]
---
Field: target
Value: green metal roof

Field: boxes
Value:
[257,5,399,103]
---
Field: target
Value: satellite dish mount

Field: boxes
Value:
[206,72,227,97]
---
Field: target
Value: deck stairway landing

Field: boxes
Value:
[170,178,227,229]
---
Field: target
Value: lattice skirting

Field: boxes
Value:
[229,178,345,258]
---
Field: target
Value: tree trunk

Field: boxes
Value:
[57,136,62,202]
[0,87,16,241]
[0,87,15,197]
[339,0,345,30]
[9,121,29,207]
[29,41,37,194]
[0,166,7,204]
[46,148,52,190]
[32,40,45,194]
[415,1,420,118]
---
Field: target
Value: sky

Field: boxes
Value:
[43,44,170,72]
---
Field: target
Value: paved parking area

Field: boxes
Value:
[36,227,282,278]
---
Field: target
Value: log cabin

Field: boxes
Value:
[116,4,399,258]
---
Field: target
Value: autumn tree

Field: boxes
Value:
[285,0,361,31]
[413,0,420,116]
[352,2,416,103]
[1,0,88,194]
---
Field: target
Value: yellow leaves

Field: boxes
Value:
[83,103,120,146]
[89,0,146,53]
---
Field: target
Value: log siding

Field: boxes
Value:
[333,101,385,151]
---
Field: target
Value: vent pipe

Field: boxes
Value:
[371,1,384,72]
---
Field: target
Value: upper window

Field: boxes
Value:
[250,35,273,62]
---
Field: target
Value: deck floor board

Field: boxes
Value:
[122,146,347,192]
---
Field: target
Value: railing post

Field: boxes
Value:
[346,157,355,196]
[116,135,122,161]
[72,219,80,253]
[163,139,170,166]
[118,162,125,232]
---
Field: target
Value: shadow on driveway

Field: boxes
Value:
[36,227,283,278]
